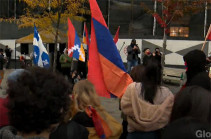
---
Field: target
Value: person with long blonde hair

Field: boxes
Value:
[71,80,122,139]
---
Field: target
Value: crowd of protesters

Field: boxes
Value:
[0,39,211,139]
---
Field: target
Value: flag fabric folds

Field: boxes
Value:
[33,25,50,68]
[68,18,85,62]
[88,0,133,98]
[83,23,90,61]
[83,23,90,50]
[207,24,211,40]
[113,26,120,44]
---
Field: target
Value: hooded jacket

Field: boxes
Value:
[121,82,174,132]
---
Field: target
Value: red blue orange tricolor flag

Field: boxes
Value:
[83,23,90,49]
[68,18,85,62]
[88,0,133,98]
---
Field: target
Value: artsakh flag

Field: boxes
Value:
[88,0,133,98]
[68,18,85,62]
[113,26,120,44]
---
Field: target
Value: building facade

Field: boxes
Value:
[0,0,211,66]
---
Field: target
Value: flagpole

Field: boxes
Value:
[83,22,85,39]
[201,24,211,51]
[15,43,16,69]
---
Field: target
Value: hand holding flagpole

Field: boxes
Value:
[201,24,211,51]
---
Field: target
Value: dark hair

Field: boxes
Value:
[141,59,162,104]
[130,65,145,82]
[170,86,211,124]
[162,117,211,139]
[131,39,136,43]
[143,48,150,53]
[155,48,159,51]
[183,50,206,85]
[7,67,72,134]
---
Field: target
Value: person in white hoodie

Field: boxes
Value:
[121,59,174,139]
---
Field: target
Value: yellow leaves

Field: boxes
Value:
[0,18,18,24]
[20,0,48,9]
[14,0,90,31]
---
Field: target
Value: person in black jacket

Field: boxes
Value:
[5,45,12,69]
[50,120,88,139]
[126,39,140,73]
[142,48,152,66]
[0,49,5,70]
[152,48,162,64]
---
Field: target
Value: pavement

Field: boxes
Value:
[0,68,182,124]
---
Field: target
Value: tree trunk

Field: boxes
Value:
[53,13,61,72]
[204,0,208,37]
[153,0,157,36]
[162,28,167,68]
[53,1,62,72]
[161,27,167,84]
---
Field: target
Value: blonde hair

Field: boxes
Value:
[73,80,101,112]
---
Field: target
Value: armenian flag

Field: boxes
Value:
[88,0,133,98]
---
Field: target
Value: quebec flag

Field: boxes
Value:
[33,25,50,68]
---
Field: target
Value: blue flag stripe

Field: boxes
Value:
[93,18,126,72]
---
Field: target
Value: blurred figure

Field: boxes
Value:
[0,48,5,70]
[121,59,174,139]
[60,49,72,79]
[71,70,83,84]
[127,39,140,73]
[50,81,89,139]
[130,65,145,82]
[183,50,207,87]
[71,80,123,139]
[152,48,162,64]
[0,97,9,128]
[0,48,5,86]
[170,86,211,125]
[0,67,72,139]
[162,117,211,139]
[189,72,211,91]
[142,48,152,66]
[19,55,26,69]
[0,69,24,129]
[5,45,12,69]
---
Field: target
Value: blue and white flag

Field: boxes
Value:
[33,25,50,68]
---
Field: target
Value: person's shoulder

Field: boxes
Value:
[159,86,173,97]
[66,120,87,131]
[127,82,137,89]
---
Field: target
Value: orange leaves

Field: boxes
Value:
[142,0,206,30]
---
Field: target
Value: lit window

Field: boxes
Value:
[170,27,189,37]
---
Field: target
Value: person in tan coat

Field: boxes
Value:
[121,59,174,139]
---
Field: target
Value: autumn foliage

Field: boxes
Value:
[141,0,206,34]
